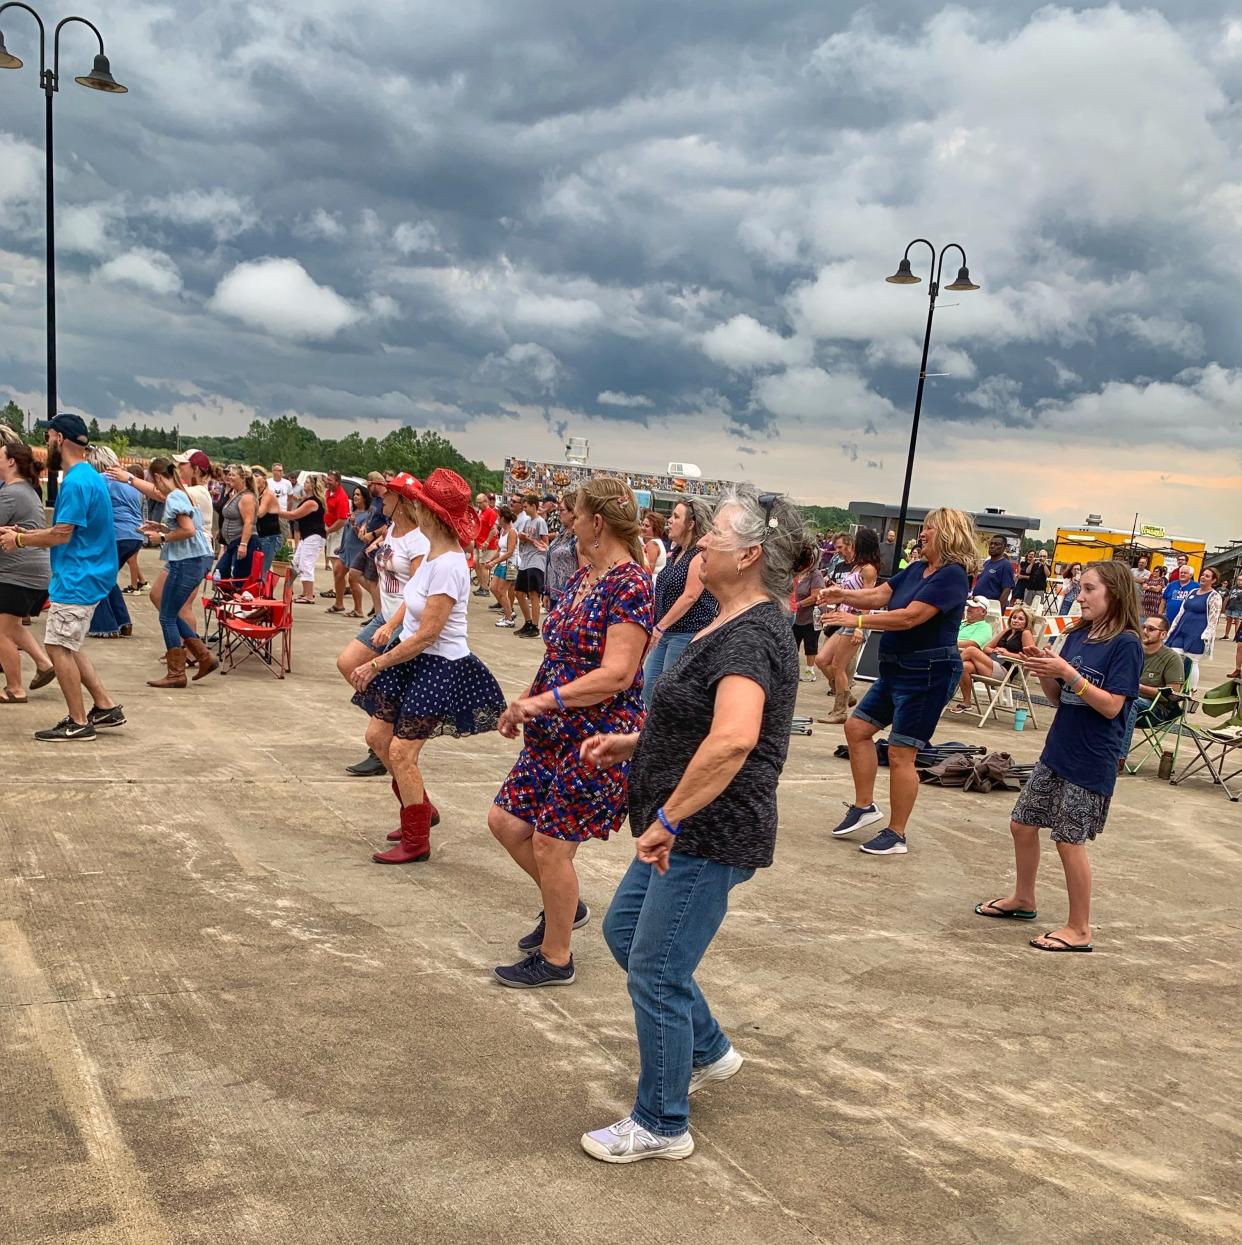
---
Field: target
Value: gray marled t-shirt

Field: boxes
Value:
[0,481,51,590]
[627,600,799,869]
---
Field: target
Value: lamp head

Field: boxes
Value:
[0,30,24,69]
[885,258,921,285]
[945,265,980,292]
[75,53,127,94]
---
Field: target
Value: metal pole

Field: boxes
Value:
[890,282,937,574]
[43,64,59,504]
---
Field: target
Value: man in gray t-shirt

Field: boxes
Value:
[512,493,549,638]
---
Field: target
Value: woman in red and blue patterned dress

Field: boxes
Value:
[490,478,653,989]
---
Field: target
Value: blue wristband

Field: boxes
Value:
[657,806,682,836]
[552,686,567,712]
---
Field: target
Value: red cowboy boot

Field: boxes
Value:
[387,781,440,840]
[373,802,432,864]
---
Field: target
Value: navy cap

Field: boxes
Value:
[48,412,90,446]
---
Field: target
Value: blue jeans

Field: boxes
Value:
[854,646,963,749]
[159,555,210,650]
[642,630,693,707]
[255,534,282,581]
[90,537,144,635]
[216,538,258,584]
[603,852,754,1137]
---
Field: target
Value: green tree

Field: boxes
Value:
[0,400,24,437]
[800,504,856,534]
[88,417,101,441]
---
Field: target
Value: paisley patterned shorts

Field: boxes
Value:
[1010,760,1110,843]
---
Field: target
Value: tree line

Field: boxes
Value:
[0,403,503,493]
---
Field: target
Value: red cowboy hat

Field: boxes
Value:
[406,468,478,549]
[387,471,422,502]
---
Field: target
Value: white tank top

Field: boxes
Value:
[649,538,668,583]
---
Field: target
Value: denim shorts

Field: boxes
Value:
[355,613,387,650]
[853,646,963,749]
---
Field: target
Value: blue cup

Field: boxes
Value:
[1014,708,1028,731]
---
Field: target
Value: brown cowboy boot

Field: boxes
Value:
[147,648,188,689]
[824,688,850,724]
[184,635,217,681]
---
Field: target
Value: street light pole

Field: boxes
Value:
[884,240,979,573]
[0,5,126,502]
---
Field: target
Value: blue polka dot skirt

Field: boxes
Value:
[354,650,507,741]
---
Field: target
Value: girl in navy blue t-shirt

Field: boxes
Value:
[974,561,1141,953]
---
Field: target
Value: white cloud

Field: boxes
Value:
[59,203,123,256]
[752,366,898,424]
[1115,314,1206,358]
[393,220,440,254]
[0,132,40,209]
[143,189,258,241]
[209,258,363,340]
[597,391,653,407]
[700,314,811,372]
[294,209,346,241]
[95,249,183,296]
[478,342,564,394]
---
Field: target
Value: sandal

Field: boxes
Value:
[0,688,29,704]
[947,703,970,715]
[29,667,56,691]
[1029,934,1092,953]
[293,597,316,605]
[974,899,1037,921]
[345,610,364,618]
[326,605,345,613]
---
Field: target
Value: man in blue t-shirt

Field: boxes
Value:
[973,536,1016,610]
[0,414,123,741]
[1162,565,1198,620]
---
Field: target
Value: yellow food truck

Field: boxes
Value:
[1052,521,1204,576]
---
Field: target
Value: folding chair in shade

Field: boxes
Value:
[1123,672,1194,777]
[218,565,294,679]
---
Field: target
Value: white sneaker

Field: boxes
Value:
[495,616,515,628]
[689,1045,744,1095]
[800,669,817,682]
[581,1116,694,1164]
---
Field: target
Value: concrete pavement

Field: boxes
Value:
[2,570,1240,1244]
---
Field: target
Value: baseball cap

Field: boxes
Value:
[48,412,90,446]
[366,471,386,485]
[966,595,991,610]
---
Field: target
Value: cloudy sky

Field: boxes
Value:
[1,1,1241,541]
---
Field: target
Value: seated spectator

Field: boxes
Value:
[952,604,1036,712]
[950,597,1002,712]
[1118,616,1188,763]
[973,536,1016,609]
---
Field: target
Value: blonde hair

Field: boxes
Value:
[923,507,981,576]
[1071,560,1141,642]
[226,463,255,493]
[86,444,120,472]
[0,423,22,447]
[579,477,643,563]
[303,473,327,505]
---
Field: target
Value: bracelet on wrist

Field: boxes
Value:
[656,806,682,836]
[551,686,567,712]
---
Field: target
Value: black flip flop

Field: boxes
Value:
[974,899,1037,921]
[1029,934,1092,953]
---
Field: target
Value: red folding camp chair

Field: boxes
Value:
[202,568,275,654]
[218,565,294,679]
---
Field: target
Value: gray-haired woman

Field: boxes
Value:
[577,488,806,1163]
[641,495,718,706]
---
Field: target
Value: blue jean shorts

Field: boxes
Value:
[853,646,963,749]
[356,613,387,650]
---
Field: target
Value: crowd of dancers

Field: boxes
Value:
[1,414,1234,1163]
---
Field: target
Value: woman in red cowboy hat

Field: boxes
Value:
[349,469,507,864]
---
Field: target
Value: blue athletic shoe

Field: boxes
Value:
[830,801,885,837]
[517,901,591,952]
[493,950,576,988]
[860,828,908,855]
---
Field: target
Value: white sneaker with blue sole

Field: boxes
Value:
[860,827,908,855]
[830,801,884,837]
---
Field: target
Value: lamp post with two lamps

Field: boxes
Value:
[0,5,125,499]
[883,240,979,572]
